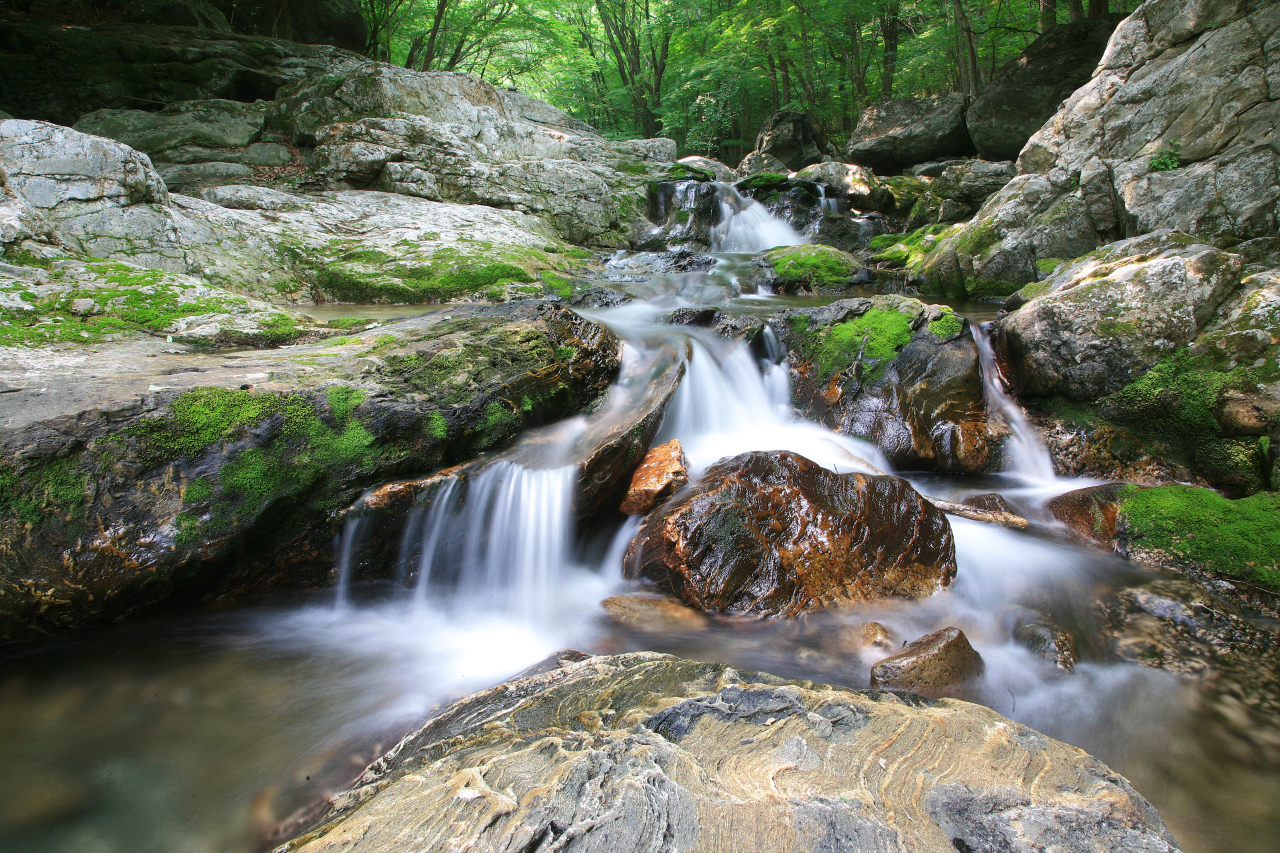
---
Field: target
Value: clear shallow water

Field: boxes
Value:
[3,229,1278,852]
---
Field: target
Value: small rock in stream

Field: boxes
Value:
[600,594,709,632]
[870,627,985,697]
[619,439,690,515]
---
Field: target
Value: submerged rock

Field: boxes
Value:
[619,439,690,515]
[279,651,1181,853]
[774,297,993,473]
[870,627,985,697]
[622,450,957,616]
[600,595,708,632]
[0,302,620,641]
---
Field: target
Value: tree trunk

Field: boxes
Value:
[879,1,899,101]
[1067,0,1085,21]
[1039,0,1057,32]
[1087,0,1108,18]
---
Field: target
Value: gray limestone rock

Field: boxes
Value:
[992,231,1244,400]
[74,100,269,156]
[276,652,1181,853]
[845,94,974,173]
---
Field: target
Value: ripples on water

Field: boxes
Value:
[2,204,1277,852]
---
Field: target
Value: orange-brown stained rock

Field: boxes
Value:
[1044,482,1133,547]
[962,492,1017,516]
[622,450,956,615]
[600,594,709,631]
[869,626,984,696]
[619,439,690,515]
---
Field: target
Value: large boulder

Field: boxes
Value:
[992,231,1243,400]
[750,110,826,172]
[774,297,993,473]
[677,155,734,183]
[73,100,269,158]
[279,652,1181,853]
[966,17,1123,162]
[0,301,621,641]
[921,0,1280,293]
[622,450,957,615]
[0,20,350,127]
[844,94,974,173]
[906,159,1016,229]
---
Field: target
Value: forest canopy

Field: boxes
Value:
[357,0,1135,161]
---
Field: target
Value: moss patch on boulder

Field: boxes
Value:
[1119,485,1280,590]
[763,244,860,290]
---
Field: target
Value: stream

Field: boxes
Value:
[1,189,1277,853]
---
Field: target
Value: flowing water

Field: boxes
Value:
[2,202,1278,853]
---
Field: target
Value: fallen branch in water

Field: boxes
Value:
[923,497,1029,530]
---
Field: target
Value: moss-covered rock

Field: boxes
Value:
[756,244,862,294]
[772,297,992,472]
[0,301,620,641]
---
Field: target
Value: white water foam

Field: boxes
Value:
[709,183,806,253]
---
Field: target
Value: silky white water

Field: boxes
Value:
[2,205,1275,853]
[710,183,806,252]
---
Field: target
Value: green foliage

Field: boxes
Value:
[765,244,857,287]
[1119,485,1280,590]
[1148,141,1182,173]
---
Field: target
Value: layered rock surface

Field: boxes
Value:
[623,450,957,615]
[279,652,1181,853]
[0,301,620,640]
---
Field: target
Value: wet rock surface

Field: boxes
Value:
[623,450,957,616]
[0,302,620,641]
[280,652,1181,853]
[775,297,993,473]
[600,595,708,632]
[869,627,985,697]
[619,439,690,515]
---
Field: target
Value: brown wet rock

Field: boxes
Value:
[962,492,1017,516]
[619,440,690,515]
[1045,483,1132,547]
[812,618,898,660]
[1012,613,1079,672]
[600,594,709,632]
[869,627,985,697]
[623,450,957,616]
[279,652,1180,853]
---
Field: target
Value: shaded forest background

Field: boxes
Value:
[356,0,1136,160]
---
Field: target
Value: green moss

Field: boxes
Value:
[791,309,914,381]
[565,248,595,260]
[964,277,1023,301]
[869,224,951,269]
[183,478,213,504]
[0,262,303,348]
[954,220,1000,258]
[1017,281,1052,302]
[1037,258,1066,274]
[734,173,790,194]
[1119,484,1280,590]
[541,270,573,299]
[326,386,363,422]
[556,346,576,361]
[0,457,90,526]
[322,318,370,330]
[614,160,652,176]
[663,162,715,181]
[426,412,448,440]
[765,245,858,287]
[476,401,521,450]
[927,308,964,340]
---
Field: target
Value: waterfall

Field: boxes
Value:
[332,515,372,608]
[405,462,577,623]
[972,324,1057,482]
[709,183,805,253]
[817,185,839,213]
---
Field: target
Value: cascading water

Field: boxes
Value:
[709,183,806,252]
[972,323,1058,483]
[8,244,1275,853]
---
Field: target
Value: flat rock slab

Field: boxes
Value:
[279,652,1181,853]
